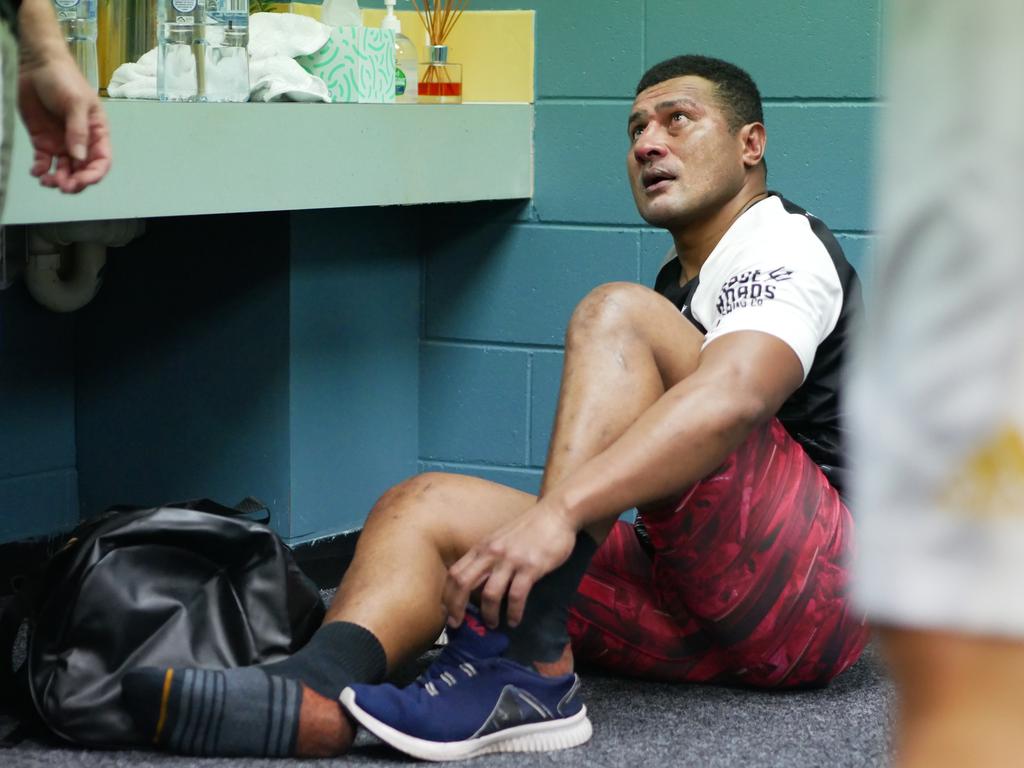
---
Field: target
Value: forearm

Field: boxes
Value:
[18,0,70,67]
[547,375,769,531]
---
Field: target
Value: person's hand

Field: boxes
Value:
[443,499,578,630]
[18,52,112,193]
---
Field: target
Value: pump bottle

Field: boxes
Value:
[382,0,417,103]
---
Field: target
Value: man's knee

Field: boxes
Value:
[367,472,452,527]
[567,282,661,341]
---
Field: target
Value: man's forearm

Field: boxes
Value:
[18,0,71,67]
[548,373,767,532]
[546,332,804,533]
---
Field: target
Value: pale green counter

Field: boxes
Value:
[3,100,534,225]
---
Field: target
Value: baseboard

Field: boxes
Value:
[0,528,362,595]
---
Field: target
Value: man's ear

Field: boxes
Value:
[740,122,766,169]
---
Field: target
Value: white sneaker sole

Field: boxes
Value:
[340,688,593,762]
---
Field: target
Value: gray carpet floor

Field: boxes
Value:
[2,590,895,768]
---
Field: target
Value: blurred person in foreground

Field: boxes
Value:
[850,3,1024,767]
[0,0,111,219]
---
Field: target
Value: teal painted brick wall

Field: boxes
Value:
[288,208,421,539]
[645,1,881,98]
[74,214,294,536]
[2,207,422,544]
[424,219,641,345]
[420,343,529,465]
[0,2,882,541]
[416,0,881,496]
[0,286,78,542]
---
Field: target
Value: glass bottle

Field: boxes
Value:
[201,0,250,103]
[52,0,99,92]
[418,45,461,105]
[158,0,200,101]
[158,0,249,103]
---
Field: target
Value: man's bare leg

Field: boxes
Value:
[329,281,706,660]
[324,475,537,666]
[881,628,1024,768]
[321,282,708,695]
[122,283,707,757]
[540,282,704,502]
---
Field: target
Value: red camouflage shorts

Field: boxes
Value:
[567,418,869,688]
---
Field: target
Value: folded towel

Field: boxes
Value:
[108,12,332,102]
[250,56,330,103]
[108,48,156,100]
[248,11,330,60]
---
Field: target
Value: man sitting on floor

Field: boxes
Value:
[123,54,868,760]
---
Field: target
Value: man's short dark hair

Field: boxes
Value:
[636,55,764,133]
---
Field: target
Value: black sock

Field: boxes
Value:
[121,621,386,756]
[262,620,387,698]
[501,531,598,669]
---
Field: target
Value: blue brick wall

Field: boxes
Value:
[2,208,422,544]
[0,2,881,543]
[416,0,882,494]
[288,208,421,539]
[74,214,294,536]
[0,286,78,542]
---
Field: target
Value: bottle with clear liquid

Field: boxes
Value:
[381,0,416,103]
[201,0,250,102]
[158,0,200,101]
[52,0,99,92]
[159,0,249,102]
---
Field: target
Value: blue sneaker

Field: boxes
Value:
[340,609,592,761]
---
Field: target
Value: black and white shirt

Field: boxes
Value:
[654,193,862,495]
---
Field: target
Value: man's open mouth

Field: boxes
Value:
[642,168,676,191]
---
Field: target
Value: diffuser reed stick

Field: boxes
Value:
[411,0,469,101]
[411,0,470,47]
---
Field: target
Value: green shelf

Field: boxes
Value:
[4,100,533,225]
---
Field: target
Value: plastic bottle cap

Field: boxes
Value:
[382,0,401,32]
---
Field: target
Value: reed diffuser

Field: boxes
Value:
[412,0,467,104]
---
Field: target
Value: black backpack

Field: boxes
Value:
[0,499,325,748]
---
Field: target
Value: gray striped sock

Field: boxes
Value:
[123,622,385,757]
[163,668,301,757]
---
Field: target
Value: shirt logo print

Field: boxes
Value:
[716,266,794,316]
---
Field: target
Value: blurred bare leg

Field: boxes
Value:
[882,628,1024,768]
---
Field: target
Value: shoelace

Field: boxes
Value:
[415,643,484,697]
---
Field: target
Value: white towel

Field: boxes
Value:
[108,12,332,102]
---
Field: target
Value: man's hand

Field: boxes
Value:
[18,54,112,194]
[443,499,579,631]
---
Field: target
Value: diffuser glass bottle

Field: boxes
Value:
[419,44,461,104]
[412,0,467,104]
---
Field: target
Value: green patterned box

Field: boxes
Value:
[297,27,396,104]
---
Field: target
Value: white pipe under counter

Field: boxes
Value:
[3,99,534,226]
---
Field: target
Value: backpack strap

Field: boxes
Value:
[0,589,40,742]
[0,592,27,705]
